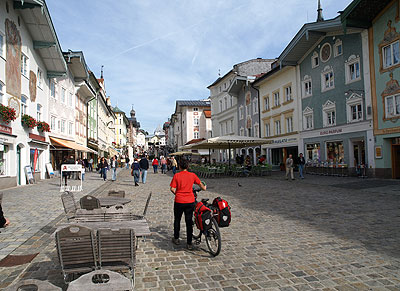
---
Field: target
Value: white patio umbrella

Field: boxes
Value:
[182,135,269,166]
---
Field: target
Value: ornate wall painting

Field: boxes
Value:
[29,71,37,102]
[5,19,21,98]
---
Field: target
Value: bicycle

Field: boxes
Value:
[192,184,221,256]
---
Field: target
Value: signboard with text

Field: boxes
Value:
[24,165,35,184]
[60,164,83,192]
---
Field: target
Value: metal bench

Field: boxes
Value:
[67,270,132,291]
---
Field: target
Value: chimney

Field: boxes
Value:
[317,0,324,22]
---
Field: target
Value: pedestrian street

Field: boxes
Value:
[0,169,400,290]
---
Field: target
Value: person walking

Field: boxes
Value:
[160,157,167,174]
[139,155,149,184]
[131,158,140,186]
[170,159,206,250]
[101,157,108,181]
[298,153,305,179]
[285,154,295,180]
[88,157,93,172]
[110,156,117,181]
[152,157,159,173]
[61,156,69,186]
[125,157,130,169]
[171,157,177,175]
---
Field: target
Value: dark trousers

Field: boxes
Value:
[174,202,195,244]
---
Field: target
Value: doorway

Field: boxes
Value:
[392,144,400,179]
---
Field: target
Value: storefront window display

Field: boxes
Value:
[326,141,344,163]
[30,148,42,172]
[0,144,8,176]
[306,143,320,161]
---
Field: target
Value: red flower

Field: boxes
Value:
[21,114,37,129]
[0,104,17,123]
[37,121,51,132]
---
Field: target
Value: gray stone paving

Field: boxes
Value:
[0,169,399,290]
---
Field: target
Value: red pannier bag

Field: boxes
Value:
[212,197,231,227]
[194,201,212,232]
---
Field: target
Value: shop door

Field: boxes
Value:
[17,145,21,185]
[392,145,400,179]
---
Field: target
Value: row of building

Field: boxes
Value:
[0,0,145,189]
[165,0,400,179]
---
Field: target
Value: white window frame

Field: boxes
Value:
[68,122,73,135]
[321,66,335,92]
[36,104,42,121]
[21,95,28,116]
[239,105,244,120]
[284,85,292,102]
[219,100,223,112]
[193,117,199,126]
[346,93,363,123]
[37,68,43,89]
[303,107,314,130]
[193,107,198,112]
[385,94,400,118]
[322,100,336,127]
[382,40,400,69]
[334,39,343,57]
[50,80,56,99]
[68,93,73,107]
[265,123,270,137]
[302,75,312,98]
[194,131,199,139]
[252,98,258,114]
[254,122,259,138]
[0,81,4,104]
[0,32,4,58]
[273,91,280,107]
[286,116,293,133]
[61,87,66,104]
[61,119,66,133]
[264,96,270,111]
[21,53,29,77]
[345,55,361,84]
[274,120,281,135]
[57,120,61,131]
[50,116,56,130]
[311,51,319,68]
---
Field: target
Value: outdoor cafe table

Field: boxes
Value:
[98,197,131,207]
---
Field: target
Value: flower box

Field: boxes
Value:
[0,104,17,124]
[37,121,51,132]
[21,114,37,129]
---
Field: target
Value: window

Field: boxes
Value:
[239,127,244,136]
[57,120,61,131]
[0,82,4,104]
[327,111,336,126]
[239,106,244,120]
[346,94,363,122]
[194,132,199,139]
[252,98,258,114]
[193,118,199,126]
[320,43,332,62]
[120,139,122,144]
[284,86,292,102]
[119,129,122,134]
[274,120,281,135]
[193,107,198,112]
[21,53,28,76]
[0,33,4,57]
[322,100,336,127]
[68,93,73,106]
[286,117,293,133]
[334,39,343,57]
[0,145,8,176]
[273,91,280,107]
[37,68,43,89]
[326,141,344,163]
[306,143,320,161]
[30,149,41,172]
[264,96,270,111]
[21,95,28,116]
[303,76,312,97]
[61,120,66,133]
[50,116,56,130]
[351,104,363,121]
[254,123,259,138]
[61,88,66,103]
[50,80,56,98]
[36,104,42,121]
[346,56,361,83]
[383,40,399,69]
[224,97,228,109]
[312,52,319,68]
[303,107,314,130]
[219,100,223,112]
[230,120,233,133]
[321,67,334,92]
[68,122,73,135]
[385,94,400,118]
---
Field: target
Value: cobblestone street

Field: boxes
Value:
[0,169,400,290]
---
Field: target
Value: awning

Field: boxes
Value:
[108,147,119,157]
[50,137,97,153]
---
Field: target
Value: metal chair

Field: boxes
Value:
[80,195,100,210]
[55,225,97,282]
[61,192,78,220]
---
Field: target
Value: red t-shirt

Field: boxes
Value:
[170,171,201,204]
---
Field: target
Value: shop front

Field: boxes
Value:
[262,136,299,170]
[28,133,50,181]
[0,124,17,189]
[374,134,400,179]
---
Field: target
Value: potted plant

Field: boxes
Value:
[37,121,51,132]
[21,114,37,129]
[0,104,17,123]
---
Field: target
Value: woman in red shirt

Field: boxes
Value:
[152,158,159,173]
[170,159,206,249]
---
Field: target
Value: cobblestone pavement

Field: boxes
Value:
[0,169,399,290]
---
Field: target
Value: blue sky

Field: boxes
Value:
[47,0,353,133]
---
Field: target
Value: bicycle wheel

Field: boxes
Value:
[192,217,201,240]
[205,218,221,256]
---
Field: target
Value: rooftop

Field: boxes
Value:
[176,100,211,107]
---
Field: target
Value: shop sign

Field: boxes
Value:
[29,133,45,142]
[60,164,83,192]
[265,137,298,145]
[320,128,343,136]
[375,146,383,159]
[24,165,35,184]
[0,124,12,135]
